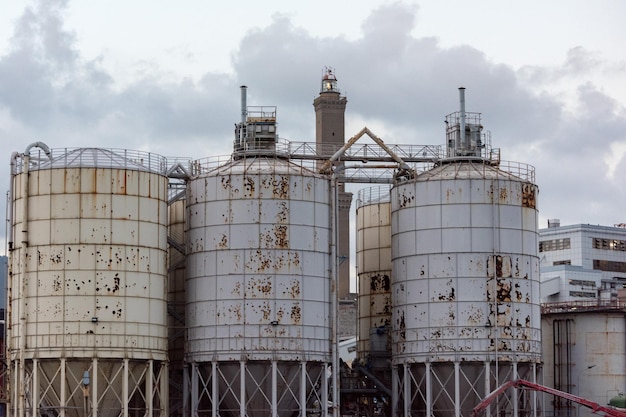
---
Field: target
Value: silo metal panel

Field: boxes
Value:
[441,228,471,252]
[442,204,470,228]
[499,204,522,229]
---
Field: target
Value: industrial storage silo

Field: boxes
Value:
[391,89,542,417]
[184,88,332,417]
[8,144,169,417]
[356,186,392,362]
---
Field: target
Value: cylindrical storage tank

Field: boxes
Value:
[356,186,392,362]
[9,147,169,417]
[185,156,331,416]
[541,310,626,417]
[391,159,541,417]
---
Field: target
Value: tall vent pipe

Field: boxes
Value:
[459,87,466,151]
[240,85,248,124]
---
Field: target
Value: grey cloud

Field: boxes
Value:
[1,0,625,241]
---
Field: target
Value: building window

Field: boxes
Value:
[568,279,596,288]
[592,238,626,251]
[553,260,571,266]
[539,238,571,252]
[593,259,626,273]
[569,291,596,298]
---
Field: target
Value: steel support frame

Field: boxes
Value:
[8,358,167,417]
[186,361,328,417]
[394,361,540,417]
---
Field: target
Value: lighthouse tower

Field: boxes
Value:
[314,68,353,300]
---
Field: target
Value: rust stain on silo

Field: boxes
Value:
[274,225,289,248]
[290,304,301,324]
[244,176,255,197]
[232,281,241,296]
[370,273,390,292]
[248,276,272,296]
[398,311,406,341]
[272,176,290,199]
[522,183,536,208]
[398,191,415,208]
[285,279,300,298]
[276,201,288,223]
[499,187,508,202]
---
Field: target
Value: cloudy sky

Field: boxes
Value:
[1,0,625,259]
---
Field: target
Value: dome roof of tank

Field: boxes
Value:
[415,159,525,182]
[207,155,326,178]
[34,147,166,173]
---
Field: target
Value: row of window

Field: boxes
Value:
[539,238,571,252]
[593,238,626,251]
[539,237,626,253]
[593,259,626,273]
[569,291,596,298]
[568,279,595,287]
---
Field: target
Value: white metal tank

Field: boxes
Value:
[391,159,541,417]
[391,161,541,363]
[390,89,542,417]
[9,145,169,417]
[541,308,626,417]
[356,186,392,359]
[185,155,332,415]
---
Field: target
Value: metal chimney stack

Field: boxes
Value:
[240,85,248,124]
[459,87,466,151]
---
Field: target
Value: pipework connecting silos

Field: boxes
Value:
[184,88,332,417]
[391,89,542,417]
[8,144,169,417]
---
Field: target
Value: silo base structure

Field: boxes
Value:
[8,145,170,417]
[184,154,333,417]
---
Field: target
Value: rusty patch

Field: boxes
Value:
[397,311,406,341]
[499,187,508,202]
[285,279,301,298]
[244,176,255,197]
[274,225,288,248]
[273,176,290,199]
[398,192,415,208]
[487,254,512,278]
[247,276,272,296]
[217,233,228,249]
[522,183,536,208]
[290,304,301,324]
[276,201,288,223]
[370,273,390,292]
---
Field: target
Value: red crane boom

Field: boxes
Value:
[471,379,626,417]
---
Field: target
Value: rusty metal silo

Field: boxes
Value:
[355,186,392,362]
[8,144,169,417]
[390,89,542,417]
[184,93,332,416]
